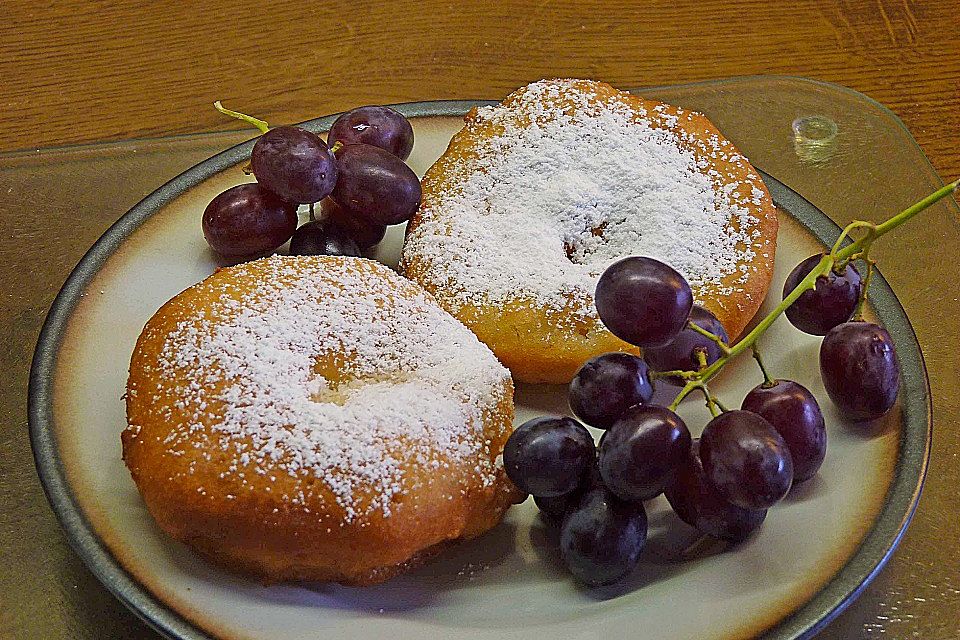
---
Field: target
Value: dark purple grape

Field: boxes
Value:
[534,493,574,522]
[644,305,729,384]
[502,416,595,497]
[251,126,338,205]
[319,198,386,250]
[560,486,647,586]
[742,380,826,482]
[700,410,793,510]
[327,106,414,160]
[288,220,361,257]
[595,257,693,348]
[568,353,653,429]
[664,440,767,542]
[599,405,691,502]
[820,321,900,421]
[535,462,603,522]
[783,254,862,335]
[330,143,421,226]
[201,184,298,259]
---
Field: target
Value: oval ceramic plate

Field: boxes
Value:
[30,102,929,640]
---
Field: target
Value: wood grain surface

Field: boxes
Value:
[2,0,959,180]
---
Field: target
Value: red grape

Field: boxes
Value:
[594,257,693,348]
[568,353,653,429]
[328,106,414,160]
[318,198,386,250]
[534,463,602,522]
[502,416,595,497]
[288,220,361,257]
[820,321,900,421]
[330,143,421,226]
[560,486,647,586]
[251,126,338,205]
[742,380,827,482]
[599,405,691,502]
[644,305,728,384]
[201,184,297,259]
[784,254,862,335]
[534,493,575,522]
[700,410,793,510]
[664,440,767,542]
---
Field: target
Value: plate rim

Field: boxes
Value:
[28,99,931,640]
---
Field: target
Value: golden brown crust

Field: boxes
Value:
[403,79,778,383]
[123,256,524,585]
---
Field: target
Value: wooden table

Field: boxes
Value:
[3,0,959,179]
[3,2,960,639]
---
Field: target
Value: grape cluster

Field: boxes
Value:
[202,104,419,260]
[505,252,902,587]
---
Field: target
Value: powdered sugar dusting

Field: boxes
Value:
[403,79,767,323]
[140,256,510,523]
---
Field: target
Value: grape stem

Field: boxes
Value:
[668,177,960,410]
[695,349,709,371]
[752,345,775,387]
[668,351,725,414]
[668,382,701,411]
[213,101,270,134]
[852,258,876,321]
[701,386,728,416]
[650,368,700,382]
[697,350,727,416]
[687,322,732,355]
[702,388,721,417]
[830,220,874,257]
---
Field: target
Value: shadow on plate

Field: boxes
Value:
[514,382,574,416]
[275,520,523,613]
[782,473,828,504]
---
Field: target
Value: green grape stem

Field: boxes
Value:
[668,381,702,410]
[668,177,960,411]
[852,258,876,321]
[752,345,775,387]
[213,101,270,134]
[687,322,732,354]
[703,389,721,417]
